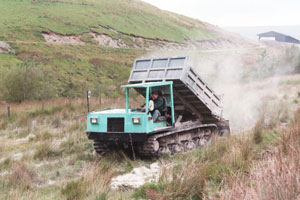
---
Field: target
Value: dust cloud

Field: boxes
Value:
[144,44,300,132]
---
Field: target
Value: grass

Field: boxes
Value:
[61,180,86,200]
[0,0,218,43]
[0,158,11,171]
[0,73,299,199]
[0,43,144,102]
[28,106,63,117]
[33,143,62,160]
[130,107,299,199]
[0,0,226,102]
[0,97,148,199]
[219,109,300,199]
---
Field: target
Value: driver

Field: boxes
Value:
[141,91,164,122]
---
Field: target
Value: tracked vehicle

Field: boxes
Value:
[86,57,230,156]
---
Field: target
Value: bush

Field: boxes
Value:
[0,61,57,102]
[253,121,263,144]
[1,62,42,102]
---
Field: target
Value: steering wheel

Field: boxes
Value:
[149,100,154,111]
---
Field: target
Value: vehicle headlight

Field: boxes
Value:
[132,117,141,124]
[90,117,98,124]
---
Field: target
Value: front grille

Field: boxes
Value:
[107,118,124,132]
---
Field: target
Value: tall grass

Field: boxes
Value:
[132,134,256,199]
[7,161,38,190]
[61,161,116,200]
[133,107,299,200]
[219,109,300,199]
[33,143,62,160]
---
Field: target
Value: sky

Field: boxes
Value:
[142,0,300,27]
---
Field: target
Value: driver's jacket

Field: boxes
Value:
[150,96,164,113]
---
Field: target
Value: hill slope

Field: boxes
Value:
[0,0,250,102]
[0,0,226,43]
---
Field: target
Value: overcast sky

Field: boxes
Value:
[142,0,300,27]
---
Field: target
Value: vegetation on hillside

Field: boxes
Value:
[0,45,144,102]
[0,0,219,43]
[0,0,238,103]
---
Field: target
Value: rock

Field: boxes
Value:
[0,41,13,53]
[110,162,161,190]
[42,32,85,45]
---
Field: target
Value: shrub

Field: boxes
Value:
[253,121,263,144]
[61,78,81,102]
[1,62,43,102]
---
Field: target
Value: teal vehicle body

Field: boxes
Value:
[86,81,175,142]
[87,109,167,133]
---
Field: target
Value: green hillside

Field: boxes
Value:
[0,0,219,43]
[0,0,232,102]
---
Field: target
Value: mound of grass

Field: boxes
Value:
[61,180,86,200]
[33,143,62,160]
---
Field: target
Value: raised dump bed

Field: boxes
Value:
[128,56,223,123]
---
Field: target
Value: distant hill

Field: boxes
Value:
[225,25,300,41]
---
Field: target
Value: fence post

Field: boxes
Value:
[8,106,10,118]
[42,102,45,112]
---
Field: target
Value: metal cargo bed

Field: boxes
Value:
[128,56,223,122]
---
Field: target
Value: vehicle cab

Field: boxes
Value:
[86,81,175,142]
